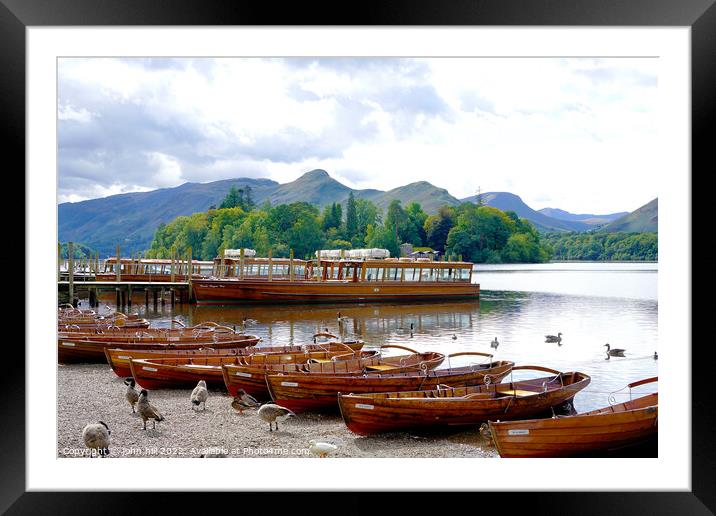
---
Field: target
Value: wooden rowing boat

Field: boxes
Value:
[58,332,261,363]
[59,310,150,329]
[105,340,365,378]
[488,377,658,457]
[265,352,514,412]
[129,346,378,390]
[338,366,591,435]
[222,345,445,399]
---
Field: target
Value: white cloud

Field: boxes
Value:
[58,57,658,214]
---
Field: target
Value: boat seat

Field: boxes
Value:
[309,358,332,363]
[495,389,536,397]
[363,364,398,372]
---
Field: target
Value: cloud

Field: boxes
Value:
[58,57,658,213]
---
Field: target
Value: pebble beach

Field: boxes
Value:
[58,363,498,459]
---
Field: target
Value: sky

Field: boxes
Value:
[58,57,658,214]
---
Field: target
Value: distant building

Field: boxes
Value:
[399,243,413,257]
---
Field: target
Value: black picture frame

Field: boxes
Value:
[3,0,710,513]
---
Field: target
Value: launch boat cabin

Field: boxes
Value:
[191,249,479,305]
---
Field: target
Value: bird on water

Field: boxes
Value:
[604,343,626,357]
[491,337,500,349]
[545,332,562,343]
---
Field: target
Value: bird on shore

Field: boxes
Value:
[124,378,139,413]
[308,440,338,458]
[478,423,493,445]
[190,380,209,411]
[257,403,295,432]
[604,343,626,357]
[231,389,260,414]
[82,421,111,458]
[137,389,165,430]
[545,332,562,343]
[491,337,500,349]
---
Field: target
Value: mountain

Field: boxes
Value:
[461,192,591,232]
[267,169,353,207]
[58,177,278,256]
[365,181,462,213]
[600,198,658,233]
[538,207,628,226]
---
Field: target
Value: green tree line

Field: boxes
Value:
[543,232,657,261]
[145,188,554,263]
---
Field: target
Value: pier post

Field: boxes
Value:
[268,249,273,282]
[289,249,294,281]
[68,242,74,302]
[239,248,245,280]
[145,288,149,306]
[115,288,121,307]
[127,285,132,307]
[153,289,158,309]
[161,287,165,306]
[170,288,175,306]
[116,244,121,282]
[187,247,194,302]
[170,246,176,283]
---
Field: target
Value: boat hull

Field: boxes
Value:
[489,393,658,457]
[193,278,479,305]
[338,372,590,435]
[266,361,514,413]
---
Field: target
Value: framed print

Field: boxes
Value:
[3,0,712,513]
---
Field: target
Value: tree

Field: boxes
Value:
[424,206,455,252]
[345,192,358,240]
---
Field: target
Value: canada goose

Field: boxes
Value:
[82,421,111,458]
[491,337,499,349]
[190,380,209,411]
[137,389,165,430]
[308,440,338,458]
[452,334,458,340]
[604,343,626,357]
[545,332,562,343]
[654,351,658,360]
[257,403,295,432]
[124,378,139,413]
[231,389,260,414]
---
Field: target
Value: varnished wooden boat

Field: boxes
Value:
[265,352,515,412]
[338,366,591,435]
[58,332,261,363]
[222,345,445,399]
[129,346,378,390]
[488,377,658,457]
[105,339,365,378]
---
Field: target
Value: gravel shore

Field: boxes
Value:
[58,363,498,459]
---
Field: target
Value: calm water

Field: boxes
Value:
[89,262,658,413]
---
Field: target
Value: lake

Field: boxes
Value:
[91,261,658,413]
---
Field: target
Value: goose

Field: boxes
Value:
[82,421,111,458]
[604,343,626,357]
[308,440,338,458]
[190,380,209,411]
[257,403,295,432]
[545,332,562,343]
[137,389,165,430]
[124,378,139,413]
[231,389,260,414]
[452,334,458,340]
[490,337,499,349]
[654,351,658,360]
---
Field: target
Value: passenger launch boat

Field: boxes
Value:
[192,248,479,305]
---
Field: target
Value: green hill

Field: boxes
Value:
[600,198,658,233]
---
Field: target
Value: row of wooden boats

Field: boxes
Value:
[58,312,657,457]
[59,305,150,329]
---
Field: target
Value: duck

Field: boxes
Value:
[231,389,260,414]
[308,440,338,458]
[137,389,165,430]
[124,378,139,413]
[604,343,626,357]
[490,337,499,349]
[451,334,458,340]
[257,403,295,432]
[190,380,209,411]
[82,421,111,458]
[545,332,562,343]
[478,422,493,445]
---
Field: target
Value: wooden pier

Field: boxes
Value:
[58,242,194,308]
